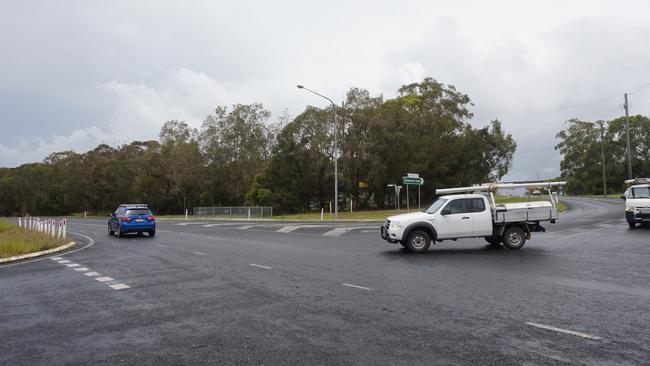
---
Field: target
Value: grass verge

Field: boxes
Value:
[0,219,67,259]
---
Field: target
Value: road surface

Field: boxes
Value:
[1,198,648,365]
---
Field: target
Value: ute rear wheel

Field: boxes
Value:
[405,230,431,253]
[502,226,526,250]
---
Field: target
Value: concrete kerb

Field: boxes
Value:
[0,241,76,264]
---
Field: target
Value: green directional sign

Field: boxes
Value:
[402,177,424,185]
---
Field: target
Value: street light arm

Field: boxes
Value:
[296,85,336,107]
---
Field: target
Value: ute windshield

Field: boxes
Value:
[425,198,448,214]
[629,187,650,199]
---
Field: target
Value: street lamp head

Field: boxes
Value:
[296,85,304,89]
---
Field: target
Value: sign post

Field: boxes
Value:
[402,174,424,212]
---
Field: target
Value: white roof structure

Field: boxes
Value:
[436,181,566,195]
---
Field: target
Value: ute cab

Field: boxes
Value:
[622,178,650,229]
[108,204,156,237]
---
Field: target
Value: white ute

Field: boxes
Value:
[380,181,566,252]
[622,178,650,229]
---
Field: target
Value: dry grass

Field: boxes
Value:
[0,219,67,259]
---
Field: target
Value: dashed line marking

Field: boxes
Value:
[342,283,374,291]
[250,263,273,269]
[192,251,206,256]
[526,322,602,340]
[109,284,130,290]
[156,244,167,248]
[95,277,114,282]
[51,257,63,260]
[84,271,101,276]
[65,263,80,267]
[74,267,90,271]
[57,260,71,264]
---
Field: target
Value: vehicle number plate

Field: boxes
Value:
[136,219,144,223]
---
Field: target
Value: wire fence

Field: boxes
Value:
[193,206,273,219]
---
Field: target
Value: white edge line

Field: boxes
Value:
[191,251,206,256]
[342,283,374,291]
[525,322,602,340]
[250,263,272,269]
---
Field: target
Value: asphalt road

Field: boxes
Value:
[1,198,648,365]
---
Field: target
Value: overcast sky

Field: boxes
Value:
[1,0,650,180]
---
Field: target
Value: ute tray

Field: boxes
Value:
[493,201,558,223]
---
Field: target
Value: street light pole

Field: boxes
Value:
[598,121,607,197]
[624,93,633,179]
[297,85,338,219]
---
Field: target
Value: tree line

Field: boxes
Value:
[555,115,650,195]
[0,78,517,216]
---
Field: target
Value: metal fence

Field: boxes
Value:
[193,206,273,219]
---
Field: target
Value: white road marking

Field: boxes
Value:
[192,251,206,256]
[74,267,90,271]
[323,226,378,237]
[250,263,273,269]
[323,227,350,237]
[57,260,71,264]
[202,223,239,227]
[277,225,301,233]
[109,283,130,290]
[342,283,374,291]
[65,263,80,267]
[84,271,101,276]
[51,257,62,260]
[177,222,209,226]
[95,277,114,282]
[156,244,167,248]
[525,322,602,340]
[237,225,256,229]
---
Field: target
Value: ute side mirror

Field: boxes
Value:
[441,208,451,215]
[620,195,626,200]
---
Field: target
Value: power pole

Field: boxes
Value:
[624,93,633,179]
[598,121,607,197]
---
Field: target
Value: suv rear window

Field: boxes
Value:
[125,209,152,216]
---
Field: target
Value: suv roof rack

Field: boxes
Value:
[624,178,650,185]
[119,203,148,207]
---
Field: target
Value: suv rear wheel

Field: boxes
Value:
[108,224,114,236]
[405,230,431,253]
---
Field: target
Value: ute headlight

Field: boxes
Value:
[390,222,403,229]
[625,206,637,212]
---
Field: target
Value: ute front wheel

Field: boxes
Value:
[405,230,431,253]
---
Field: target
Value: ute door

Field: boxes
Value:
[467,198,493,236]
[436,198,473,239]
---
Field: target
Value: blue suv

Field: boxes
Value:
[108,204,156,237]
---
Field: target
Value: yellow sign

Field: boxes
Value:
[358,181,368,188]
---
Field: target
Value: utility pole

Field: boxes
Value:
[598,121,607,197]
[624,93,633,179]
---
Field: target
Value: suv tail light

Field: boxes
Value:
[148,216,156,221]
[120,217,131,222]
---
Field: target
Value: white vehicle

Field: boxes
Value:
[380,181,566,252]
[622,178,650,229]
